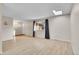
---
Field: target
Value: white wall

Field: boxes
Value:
[0,3,3,54]
[13,20,33,36]
[15,27,23,35]
[23,21,33,36]
[0,4,3,41]
[35,15,71,41]
[71,4,79,54]
[1,16,15,41]
[0,4,2,29]
[13,20,23,35]
[49,15,71,42]
[0,4,15,53]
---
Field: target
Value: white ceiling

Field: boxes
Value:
[2,3,73,20]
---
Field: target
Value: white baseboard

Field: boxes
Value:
[51,38,71,42]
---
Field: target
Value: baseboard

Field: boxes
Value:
[15,34,25,36]
[51,39,71,42]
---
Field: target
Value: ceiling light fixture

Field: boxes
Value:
[53,10,62,15]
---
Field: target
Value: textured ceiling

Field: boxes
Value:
[2,3,73,20]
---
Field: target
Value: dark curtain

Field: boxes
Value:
[45,19,50,39]
[33,21,35,37]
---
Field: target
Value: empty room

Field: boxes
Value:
[0,3,79,55]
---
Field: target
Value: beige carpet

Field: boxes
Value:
[2,36,73,55]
